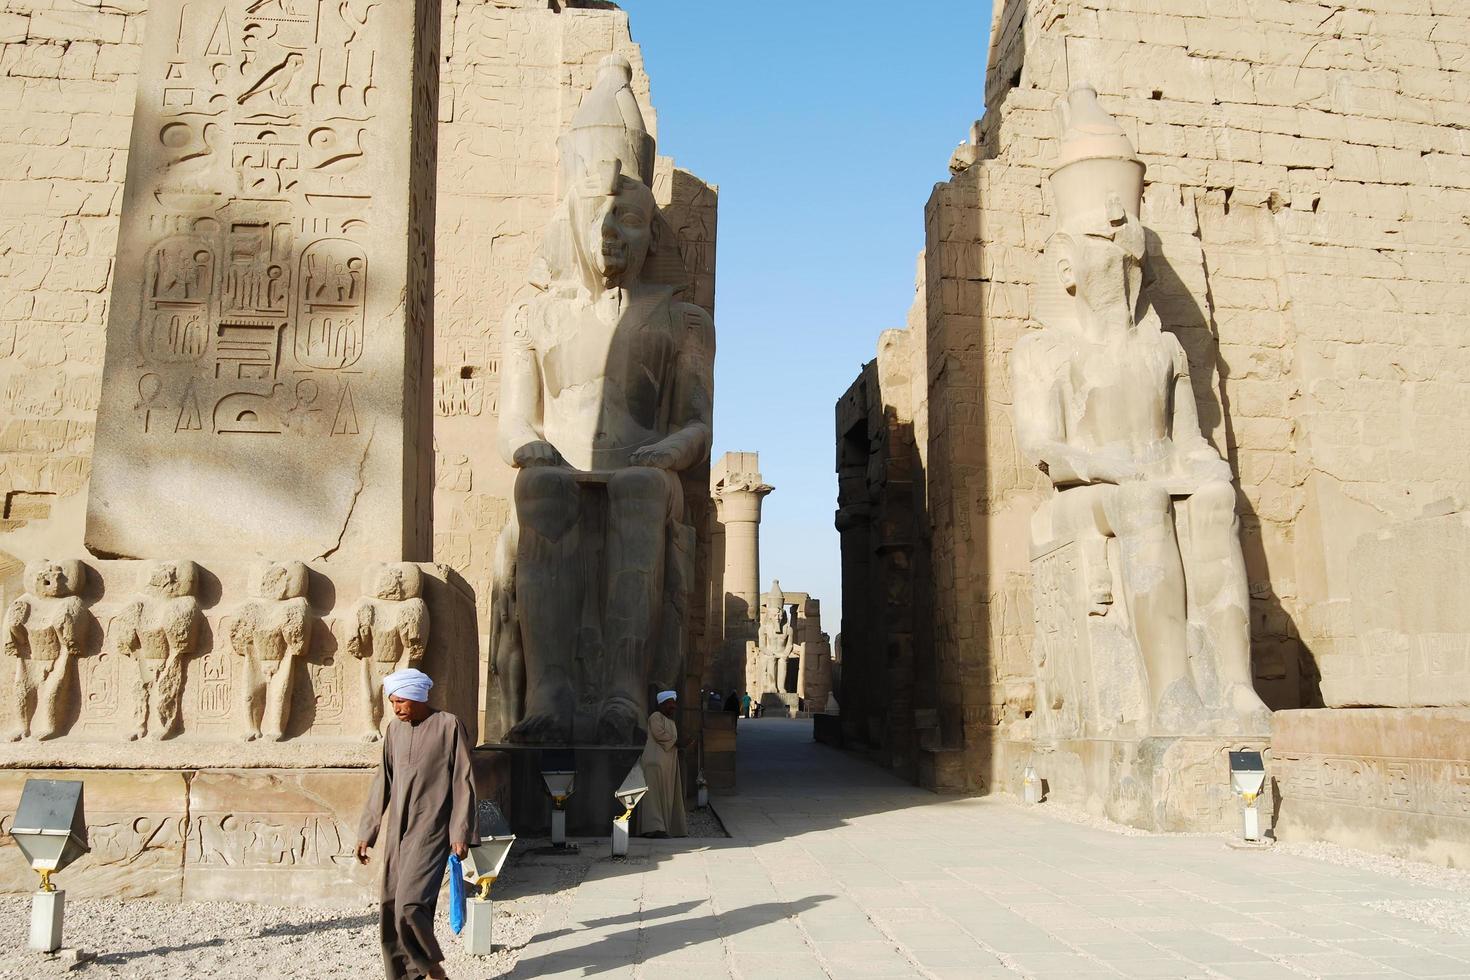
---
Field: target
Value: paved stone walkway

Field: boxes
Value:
[510,718,1470,979]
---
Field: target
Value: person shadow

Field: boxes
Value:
[507,895,832,977]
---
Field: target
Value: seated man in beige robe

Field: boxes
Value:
[638,690,688,838]
[356,668,479,980]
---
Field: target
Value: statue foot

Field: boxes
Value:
[3,729,23,742]
[34,728,59,742]
[359,730,382,743]
[243,731,260,742]
[1151,679,1209,736]
[1227,683,1273,736]
[596,697,644,746]
[505,712,572,745]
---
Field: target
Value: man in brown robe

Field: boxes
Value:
[357,667,479,980]
[637,689,688,838]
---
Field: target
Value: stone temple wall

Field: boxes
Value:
[0,0,718,737]
[839,0,1470,795]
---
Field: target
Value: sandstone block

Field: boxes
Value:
[1274,708,1470,867]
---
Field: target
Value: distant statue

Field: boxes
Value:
[347,562,430,740]
[757,581,794,656]
[495,55,713,745]
[3,560,88,741]
[113,560,202,741]
[1011,84,1270,736]
[229,561,313,742]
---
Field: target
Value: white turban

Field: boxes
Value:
[384,668,433,703]
[656,690,678,705]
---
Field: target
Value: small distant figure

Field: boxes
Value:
[723,691,739,713]
[638,690,689,839]
[708,689,722,709]
[356,668,479,980]
[740,692,752,718]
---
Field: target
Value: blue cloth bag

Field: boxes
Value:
[447,853,467,934]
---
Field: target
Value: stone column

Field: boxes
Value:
[710,452,772,695]
[84,0,439,565]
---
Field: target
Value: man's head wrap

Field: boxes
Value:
[656,690,678,705]
[384,668,433,703]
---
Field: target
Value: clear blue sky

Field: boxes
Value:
[622,1,994,633]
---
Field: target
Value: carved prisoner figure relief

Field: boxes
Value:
[346,562,429,739]
[228,560,313,741]
[3,560,89,741]
[112,561,204,741]
[85,0,432,563]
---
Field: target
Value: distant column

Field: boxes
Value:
[710,452,772,694]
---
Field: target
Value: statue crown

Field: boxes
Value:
[1049,83,1145,231]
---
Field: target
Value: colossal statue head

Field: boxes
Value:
[1041,84,1148,336]
[541,55,686,293]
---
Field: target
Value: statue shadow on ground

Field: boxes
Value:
[507,896,832,977]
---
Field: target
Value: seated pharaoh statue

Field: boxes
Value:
[494,56,713,745]
[1012,84,1271,738]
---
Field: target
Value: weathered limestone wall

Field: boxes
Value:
[0,1,718,734]
[840,0,1470,793]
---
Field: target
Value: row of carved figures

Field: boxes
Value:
[3,558,430,744]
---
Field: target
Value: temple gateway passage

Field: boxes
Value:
[0,0,1467,941]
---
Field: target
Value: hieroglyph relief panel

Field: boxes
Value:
[86,0,433,564]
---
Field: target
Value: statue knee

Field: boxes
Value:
[1109,483,1172,534]
[514,467,580,540]
[609,466,679,517]
[1191,479,1239,531]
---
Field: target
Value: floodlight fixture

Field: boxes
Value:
[1022,765,1041,805]
[1229,750,1267,842]
[9,779,88,954]
[540,748,576,848]
[463,801,516,901]
[611,763,648,858]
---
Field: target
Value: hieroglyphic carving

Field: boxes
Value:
[185,813,354,868]
[87,0,434,563]
[1276,753,1470,819]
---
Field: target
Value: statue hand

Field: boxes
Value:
[628,444,679,469]
[513,440,564,468]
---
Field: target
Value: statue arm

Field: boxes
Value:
[630,305,713,471]
[1166,334,1233,482]
[3,599,28,658]
[1012,336,1102,485]
[496,301,558,467]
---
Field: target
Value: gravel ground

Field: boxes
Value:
[0,807,725,980]
[0,841,590,980]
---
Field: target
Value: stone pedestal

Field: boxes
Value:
[464,898,495,955]
[0,768,375,904]
[481,744,643,837]
[1001,735,1273,833]
[30,889,62,953]
[1273,708,1470,867]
